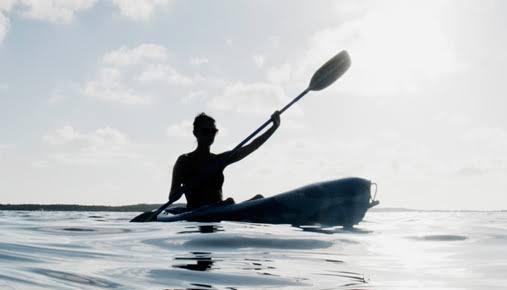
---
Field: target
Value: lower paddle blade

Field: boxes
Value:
[309,50,351,91]
[130,211,154,223]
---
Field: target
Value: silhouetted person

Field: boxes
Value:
[168,111,280,210]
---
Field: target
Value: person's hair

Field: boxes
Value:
[193,113,215,130]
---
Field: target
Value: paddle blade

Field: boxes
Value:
[130,211,155,222]
[309,50,351,91]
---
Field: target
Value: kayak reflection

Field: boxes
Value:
[176,224,223,234]
[173,252,215,272]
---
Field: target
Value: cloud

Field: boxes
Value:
[43,126,139,164]
[189,57,209,66]
[111,0,172,20]
[0,0,17,11]
[84,67,152,104]
[135,64,192,85]
[181,90,208,104]
[253,55,265,68]
[43,125,86,145]
[84,44,193,104]
[166,120,192,138]
[103,44,168,66]
[267,63,292,84]
[268,1,464,96]
[209,82,290,114]
[0,0,15,44]
[0,12,8,43]
[17,0,97,23]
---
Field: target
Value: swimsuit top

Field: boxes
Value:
[180,153,225,210]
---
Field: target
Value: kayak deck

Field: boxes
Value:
[157,177,378,227]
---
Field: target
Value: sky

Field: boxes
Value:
[1,0,507,210]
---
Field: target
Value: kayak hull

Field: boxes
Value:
[157,177,378,227]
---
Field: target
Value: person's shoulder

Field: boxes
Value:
[176,153,192,163]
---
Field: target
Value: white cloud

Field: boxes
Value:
[103,44,168,66]
[84,67,152,104]
[43,126,139,164]
[0,11,9,43]
[0,0,17,11]
[253,55,265,68]
[189,57,209,66]
[267,63,292,84]
[135,63,192,85]
[18,0,97,23]
[111,0,171,20]
[84,44,194,104]
[43,125,85,145]
[209,82,290,114]
[166,120,192,138]
[182,90,207,104]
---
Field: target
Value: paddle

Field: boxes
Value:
[130,50,351,223]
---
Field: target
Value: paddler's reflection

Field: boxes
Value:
[173,252,215,272]
[176,225,223,234]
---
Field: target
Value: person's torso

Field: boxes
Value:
[180,152,225,209]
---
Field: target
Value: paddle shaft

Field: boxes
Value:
[230,87,311,153]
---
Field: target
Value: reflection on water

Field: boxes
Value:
[174,252,215,271]
[1,210,506,289]
[178,225,224,234]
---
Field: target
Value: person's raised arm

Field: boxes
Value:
[168,155,185,203]
[222,111,280,166]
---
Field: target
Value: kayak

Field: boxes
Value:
[156,177,379,227]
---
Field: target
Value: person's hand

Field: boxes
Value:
[271,110,281,129]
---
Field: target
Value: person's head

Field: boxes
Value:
[193,113,218,146]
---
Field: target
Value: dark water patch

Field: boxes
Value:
[178,225,224,234]
[297,226,372,235]
[31,268,122,288]
[0,252,38,263]
[183,235,333,249]
[190,283,214,288]
[174,252,217,272]
[63,227,95,232]
[88,215,104,218]
[35,226,134,235]
[173,259,215,272]
[325,258,344,264]
[410,234,468,241]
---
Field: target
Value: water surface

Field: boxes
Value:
[1,210,506,289]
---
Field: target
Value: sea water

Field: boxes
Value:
[0,210,506,289]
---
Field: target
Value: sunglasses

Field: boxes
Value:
[198,127,218,135]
